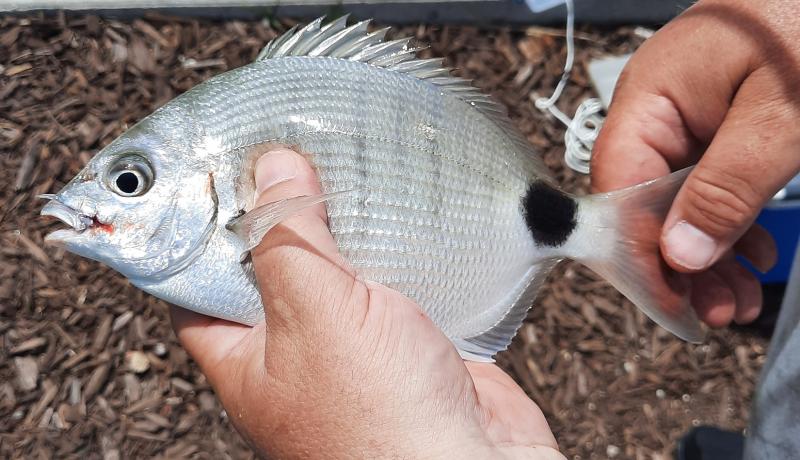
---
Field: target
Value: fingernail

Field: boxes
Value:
[664,220,718,270]
[753,263,770,275]
[254,149,298,196]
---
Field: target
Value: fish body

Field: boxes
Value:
[42,18,703,360]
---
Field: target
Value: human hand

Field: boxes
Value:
[592,0,800,328]
[171,148,563,459]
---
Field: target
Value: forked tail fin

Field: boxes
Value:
[564,167,705,343]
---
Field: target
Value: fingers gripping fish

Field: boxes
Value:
[41,16,703,362]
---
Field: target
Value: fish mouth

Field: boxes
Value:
[39,194,106,243]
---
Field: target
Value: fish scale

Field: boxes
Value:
[41,18,706,362]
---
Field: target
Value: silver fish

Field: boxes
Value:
[41,17,703,361]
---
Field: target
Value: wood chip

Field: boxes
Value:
[143,411,171,429]
[24,379,58,426]
[83,358,111,402]
[126,429,169,442]
[125,350,150,374]
[61,349,90,370]
[10,336,47,354]
[14,138,40,191]
[14,356,39,391]
[15,232,50,266]
[111,311,134,332]
[124,393,162,415]
[5,63,32,76]
[68,377,82,405]
[92,315,113,351]
[170,377,193,393]
[123,373,141,402]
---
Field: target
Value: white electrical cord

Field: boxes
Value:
[533,0,604,174]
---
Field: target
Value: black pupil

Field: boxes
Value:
[116,171,140,194]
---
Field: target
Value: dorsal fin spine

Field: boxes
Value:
[329,27,389,59]
[369,48,419,68]
[256,24,296,60]
[409,67,451,79]
[274,17,325,57]
[292,15,349,56]
[350,38,411,62]
[309,20,371,57]
[389,57,442,73]
[255,17,532,149]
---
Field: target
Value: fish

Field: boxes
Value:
[40,16,704,362]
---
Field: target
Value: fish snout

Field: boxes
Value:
[39,195,96,243]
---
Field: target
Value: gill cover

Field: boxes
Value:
[118,173,219,282]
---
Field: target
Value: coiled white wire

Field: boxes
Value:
[533,0,604,174]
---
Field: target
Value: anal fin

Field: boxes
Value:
[454,259,559,362]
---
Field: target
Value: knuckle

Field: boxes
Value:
[683,167,761,235]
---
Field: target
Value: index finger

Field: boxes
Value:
[590,91,686,191]
[590,3,752,191]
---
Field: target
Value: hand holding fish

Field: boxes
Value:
[592,0,800,328]
[171,148,564,459]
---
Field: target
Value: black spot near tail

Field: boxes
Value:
[522,181,577,247]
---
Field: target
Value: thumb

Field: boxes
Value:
[249,148,368,339]
[660,73,797,273]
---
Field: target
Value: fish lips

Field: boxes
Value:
[39,196,95,244]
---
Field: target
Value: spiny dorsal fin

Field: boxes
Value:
[256,16,528,144]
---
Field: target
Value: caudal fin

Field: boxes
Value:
[567,167,705,343]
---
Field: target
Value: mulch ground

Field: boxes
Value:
[0,12,769,459]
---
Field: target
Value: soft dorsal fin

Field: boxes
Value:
[256,17,524,138]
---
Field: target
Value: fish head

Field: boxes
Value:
[41,107,219,282]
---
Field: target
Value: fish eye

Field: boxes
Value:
[106,155,154,197]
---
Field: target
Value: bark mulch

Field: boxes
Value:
[0,12,768,459]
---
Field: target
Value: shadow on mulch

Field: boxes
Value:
[0,12,768,459]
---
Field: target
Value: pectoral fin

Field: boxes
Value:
[227,190,355,261]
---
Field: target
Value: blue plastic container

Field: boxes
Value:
[754,202,800,283]
[748,175,800,283]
